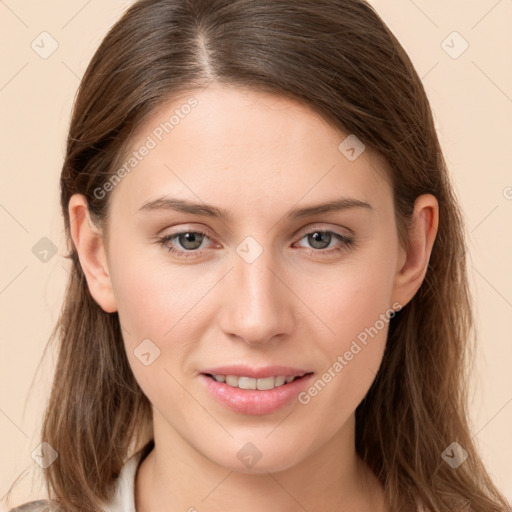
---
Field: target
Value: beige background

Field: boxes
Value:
[1,0,511,508]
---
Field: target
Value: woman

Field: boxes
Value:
[7,0,511,511]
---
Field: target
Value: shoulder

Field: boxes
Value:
[9,442,153,512]
[8,499,61,512]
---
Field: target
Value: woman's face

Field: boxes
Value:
[91,85,412,472]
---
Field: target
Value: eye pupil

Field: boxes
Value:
[179,232,204,250]
[308,231,331,249]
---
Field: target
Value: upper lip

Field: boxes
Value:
[200,365,313,379]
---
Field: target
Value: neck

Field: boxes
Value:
[135,411,387,512]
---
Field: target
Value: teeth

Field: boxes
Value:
[274,376,286,386]
[255,376,274,390]
[211,374,299,390]
[225,375,239,386]
[239,377,257,390]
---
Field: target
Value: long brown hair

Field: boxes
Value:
[9,1,511,511]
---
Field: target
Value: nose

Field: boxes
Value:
[217,247,296,346]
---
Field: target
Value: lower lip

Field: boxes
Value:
[199,373,314,415]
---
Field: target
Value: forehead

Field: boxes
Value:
[108,84,392,220]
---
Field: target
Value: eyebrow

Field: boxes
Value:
[137,195,373,223]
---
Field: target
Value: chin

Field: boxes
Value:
[202,437,311,475]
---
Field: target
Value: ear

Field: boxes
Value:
[68,193,117,313]
[391,194,439,308]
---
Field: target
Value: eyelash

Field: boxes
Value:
[155,227,355,260]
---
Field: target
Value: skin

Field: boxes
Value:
[69,84,438,512]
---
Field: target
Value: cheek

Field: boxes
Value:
[109,233,206,338]
[107,240,220,394]
[293,249,395,412]
[298,254,395,351]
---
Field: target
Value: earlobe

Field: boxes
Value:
[68,194,117,313]
[391,194,439,308]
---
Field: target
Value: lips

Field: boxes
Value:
[199,365,314,415]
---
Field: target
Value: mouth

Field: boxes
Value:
[198,366,315,415]
[202,372,312,391]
